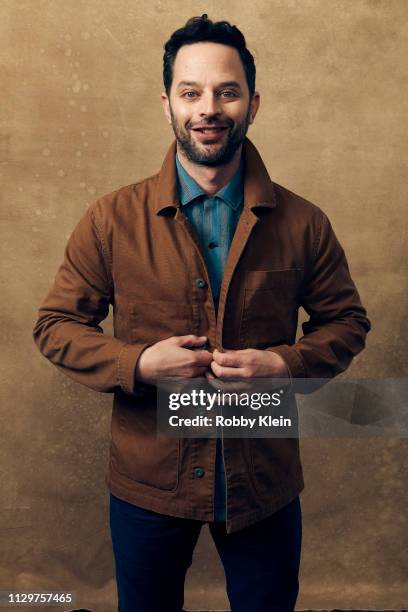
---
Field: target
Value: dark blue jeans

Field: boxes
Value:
[109,493,302,612]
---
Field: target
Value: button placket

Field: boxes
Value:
[215,208,259,348]
[173,209,217,348]
[203,198,214,246]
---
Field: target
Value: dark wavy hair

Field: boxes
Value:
[163,14,256,96]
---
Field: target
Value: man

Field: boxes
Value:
[33,14,371,612]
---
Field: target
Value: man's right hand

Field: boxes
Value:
[135,335,212,385]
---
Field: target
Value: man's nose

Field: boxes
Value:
[198,93,221,117]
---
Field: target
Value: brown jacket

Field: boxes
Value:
[33,137,370,533]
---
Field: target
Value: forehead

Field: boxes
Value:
[172,42,247,85]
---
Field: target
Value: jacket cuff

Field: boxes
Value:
[117,342,152,396]
[265,344,307,379]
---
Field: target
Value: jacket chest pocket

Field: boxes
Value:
[128,300,195,344]
[239,269,302,348]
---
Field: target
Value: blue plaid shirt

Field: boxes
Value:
[175,152,244,521]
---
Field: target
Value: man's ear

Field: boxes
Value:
[248,92,260,125]
[161,92,172,125]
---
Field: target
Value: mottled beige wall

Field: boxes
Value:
[1,0,407,610]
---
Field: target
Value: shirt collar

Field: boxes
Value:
[154,137,277,215]
[175,152,244,211]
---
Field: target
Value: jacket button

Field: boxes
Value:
[194,467,205,478]
[195,278,207,289]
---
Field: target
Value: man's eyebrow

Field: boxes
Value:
[176,80,243,90]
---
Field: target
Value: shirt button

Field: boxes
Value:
[195,278,207,289]
[208,241,218,249]
[194,467,205,478]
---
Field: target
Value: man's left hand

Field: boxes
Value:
[210,348,290,379]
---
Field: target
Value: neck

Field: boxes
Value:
[176,144,242,196]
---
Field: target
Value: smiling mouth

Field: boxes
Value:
[191,126,229,134]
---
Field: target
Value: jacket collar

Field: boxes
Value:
[154,137,277,214]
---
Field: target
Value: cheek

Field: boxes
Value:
[171,103,190,120]
[226,106,249,124]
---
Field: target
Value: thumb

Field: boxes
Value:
[177,334,207,348]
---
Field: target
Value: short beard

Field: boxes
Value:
[169,105,251,167]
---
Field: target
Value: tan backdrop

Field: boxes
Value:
[1,0,407,610]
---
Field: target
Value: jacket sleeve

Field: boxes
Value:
[32,203,151,395]
[267,211,371,379]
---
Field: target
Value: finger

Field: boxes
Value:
[210,360,249,379]
[189,349,213,365]
[212,349,245,368]
[174,334,207,347]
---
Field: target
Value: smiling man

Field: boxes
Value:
[33,14,370,612]
[163,42,254,171]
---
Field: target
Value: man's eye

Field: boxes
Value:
[181,91,237,99]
